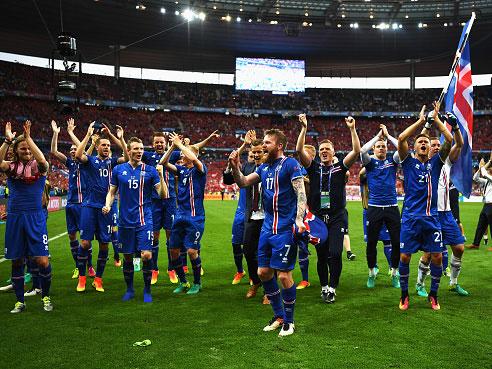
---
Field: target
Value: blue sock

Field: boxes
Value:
[39,263,52,298]
[383,241,392,268]
[281,284,297,324]
[232,243,244,273]
[11,263,25,303]
[142,259,152,294]
[96,249,109,278]
[442,248,449,273]
[69,240,79,264]
[262,277,284,320]
[172,258,187,283]
[191,256,202,285]
[112,231,120,261]
[430,262,442,294]
[399,260,410,295]
[152,240,159,271]
[29,259,40,289]
[123,260,134,291]
[180,247,187,269]
[77,246,89,276]
[298,248,309,281]
[87,243,93,268]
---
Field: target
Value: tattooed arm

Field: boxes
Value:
[292,177,307,233]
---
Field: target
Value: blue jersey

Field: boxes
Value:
[7,171,46,213]
[110,162,160,227]
[401,154,444,217]
[255,157,303,234]
[142,150,180,200]
[236,187,247,215]
[365,156,398,206]
[66,157,86,204]
[81,155,119,208]
[175,163,207,218]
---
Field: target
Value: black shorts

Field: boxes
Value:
[449,188,460,223]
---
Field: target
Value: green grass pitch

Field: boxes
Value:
[0,201,490,369]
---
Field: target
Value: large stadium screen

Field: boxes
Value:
[235,57,305,93]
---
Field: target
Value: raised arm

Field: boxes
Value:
[156,165,169,199]
[102,123,124,152]
[193,130,220,150]
[23,121,48,174]
[50,120,67,163]
[228,150,260,188]
[75,122,95,163]
[102,185,118,215]
[343,116,361,168]
[115,125,129,163]
[443,112,464,163]
[296,114,312,168]
[292,177,307,233]
[67,118,81,146]
[432,102,453,161]
[0,122,15,172]
[360,127,383,165]
[237,130,255,156]
[158,142,178,173]
[398,105,426,161]
[86,134,98,156]
[170,132,204,173]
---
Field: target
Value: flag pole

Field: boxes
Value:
[438,12,476,105]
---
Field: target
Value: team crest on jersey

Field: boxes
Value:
[262,167,268,172]
[415,163,420,169]
[95,159,99,164]
[122,171,127,175]
[427,163,432,171]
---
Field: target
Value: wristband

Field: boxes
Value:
[424,123,432,130]
[4,139,12,145]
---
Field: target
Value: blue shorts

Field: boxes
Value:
[258,230,297,271]
[439,211,465,246]
[400,215,443,254]
[169,214,205,250]
[362,208,390,243]
[65,203,82,234]
[5,211,49,260]
[231,211,245,245]
[80,206,114,243]
[152,198,177,232]
[118,224,153,254]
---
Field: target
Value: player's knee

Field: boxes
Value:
[420,253,431,264]
[452,244,464,256]
[153,231,160,241]
[81,240,91,249]
[257,268,273,281]
[400,253,411,263]
[431,253,442,264]
[35,256,49,268]
[68,233,77,241]
[123,254,133,262]
[187,248,198,259]
[170,248,180,260]
[141,251,152,261]
[277,272,293,288]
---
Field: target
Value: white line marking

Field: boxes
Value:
[0,231,68,263]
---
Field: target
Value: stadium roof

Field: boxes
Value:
[0,0,491,77]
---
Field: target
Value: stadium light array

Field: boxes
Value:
[180,8,206,22]
[236,16,241,22]
[135,3,146,10]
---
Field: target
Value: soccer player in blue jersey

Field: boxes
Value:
[0,121,53,313]
[103,137,167,302]
[415,112,468,297]
[50,119,98,279]
[75,122,128,293]
[159,132,208,295]
[229,129,307,337]
[397,103,453,311]
[360,124,401,289]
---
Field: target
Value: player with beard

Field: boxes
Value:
[296,115,361,304]
[103,137,167,302]
[75,122,128,293]
[415,111,468,297]
[397,103,453,311]
[229,129,307,337]
[0,121,53,313]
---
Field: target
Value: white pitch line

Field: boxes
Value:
[0,231,68,263]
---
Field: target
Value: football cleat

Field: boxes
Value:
[321,289,329,303]
[262,295,270,305]
[24,273,32,284]
[296,280,310,290]
[151,270,159,285]
[428,295,440,310]
[246,283,260,299]
[278,323,295,337]
[373,266,379,278]
[263,317,284,332]
[200,267,204,276]
[92,277,104,292]
[143,292,153,303]
[347,251,356,261]
[416,283,428,297]
[42,296,53,312]
[114,259,122,268]
[232,271,245,285]
[0,283,13,292]
[173,282,190,294]
[443,266,451,277]
[183,266,189,274]
[366,275,375,289]
[10,301,26,314]
[391,275,400,288]
[464,244,479,250]
[76,276,86,292]
[71,268,79,279]
[399,296,409,311]
[24,288,41,297]
[449,283,469,296]
[168,270,179,284]
[88,266,96,278]
[186,283,201,295]
[122,290,135,301]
